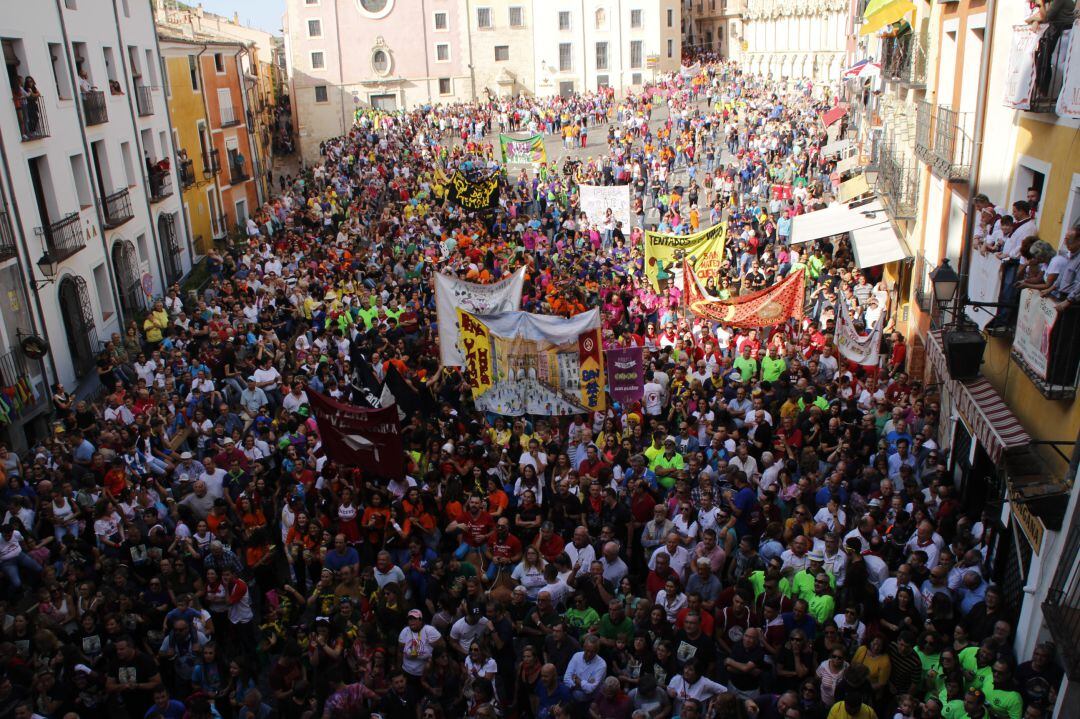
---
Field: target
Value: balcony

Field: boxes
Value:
[220,105,240,127]
[915,101,974,182]
[203,148,221,178]
[179,157,196,188]
[0,208,14,262]
[875,141,919,220]
[1030,27,1072,113]
[160,212,183,286]
[35,212,85,262]
[229,159,249,185]
[81,89,108,126]
[135,84,153,116]
[149,169,173,202]
[16,94,49,141]
[0,348,44,412]
[883,33,928,88]
[102,188,134,228]
[1042,514,1080,679]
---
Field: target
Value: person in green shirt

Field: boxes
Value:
[961,642,996,693]
[790,552,835,601]
[649,438,685,490]
[564,592,600,635]
[732,345,758,381]
[643,431,666,466]
[939,678,969,719]
[806,573,836,625]
[983,661,1023,719]
[596,599,634,650]
[761,346,787,383]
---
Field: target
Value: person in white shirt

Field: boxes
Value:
[398,609,443,677]
[649,533,693,580]
[198,458,228,499]
[565,526,597,576]
[666,661,726,714]
[564,635,607,703]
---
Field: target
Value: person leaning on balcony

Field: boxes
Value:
[1017,239,1064,292]
[1025,0,1075,27]
[1042,225,1080,311]
[1027,0,1076,92]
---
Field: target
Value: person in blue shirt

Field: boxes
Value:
[323,534,360,572]
[781,599,818,640]
[536,662,573,719]
[144,687,186,719]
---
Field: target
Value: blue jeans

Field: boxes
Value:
[1,553,41,593]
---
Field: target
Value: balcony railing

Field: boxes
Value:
[135,84,153,116]
[229,159,249,185]
[1030,27,1072,113]
[160,212,183,286]
[1042,514,1080,679]
[16,94,49,141]
[102,188,134,228]
[179,157,196,188]
[149,169,173,201]
[36,212,85,262]
[0,208,15,262]
[203,148,221,178]
[81,89,108,126]
[883,33,928,87]
[915,101,974,182]
[0,347,44,413]
[875,141,919,220]
[220,105,240,127]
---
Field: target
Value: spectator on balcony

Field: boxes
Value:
[1017,239,1064,292]
[11,74,28,140]
[22,77,40,138]
[1043,225,1080,311]
[77,68,95,93]
[1028,0,1076,92]
[109,79,124,96]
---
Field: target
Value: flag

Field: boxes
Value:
[644,222,727,291]
[446,170,501,211]
[307,388,405,479]
[606,346,645,404]
[348,353,385,409]
[684,264,806,328]
[499,134,547,164]
[835,294,883,366]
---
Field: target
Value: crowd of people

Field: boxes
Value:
[0,59,1065,719]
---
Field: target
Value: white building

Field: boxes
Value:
[0,0,191,449]
[742,0,849,84]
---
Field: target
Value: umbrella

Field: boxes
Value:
[844,62,882,79]
[860,0,915,35]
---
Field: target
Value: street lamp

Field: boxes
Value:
[929,257,959,312]
[33,250,58,288]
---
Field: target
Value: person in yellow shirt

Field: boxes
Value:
[826,691,878,719]
[142,300,169,345]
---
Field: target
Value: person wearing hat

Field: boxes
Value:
[398,609,443,680]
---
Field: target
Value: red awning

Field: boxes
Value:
[926,331,1031,462]
[820,104,849,127]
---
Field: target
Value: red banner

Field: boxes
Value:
[307,388,406,479]
[684,264,806,328]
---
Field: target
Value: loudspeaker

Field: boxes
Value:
[943,330,986,381]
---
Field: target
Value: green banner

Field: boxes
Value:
[499,134,547,164]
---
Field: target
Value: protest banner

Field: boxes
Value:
[435,268,526,366]
[684,264,806,328]
[644,222,727,291]
[835,294,882,366]
[1013,288,1058,379]
[447,170,501,210]
[499,134,547,164]
[579,184,632,231]
[606,346,645,404]
[308,389,405,478]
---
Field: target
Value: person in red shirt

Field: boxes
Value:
[533,521,566,563]
[448,495,495,558]
[646,552,682,601]
[485,517,523,582]
[578,445,610,484]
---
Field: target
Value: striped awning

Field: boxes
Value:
[926,331,1031,462]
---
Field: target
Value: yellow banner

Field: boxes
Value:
[577,329,605,412]
[457,309,494,398]
[644,222,727,291]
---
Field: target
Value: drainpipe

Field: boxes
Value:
[421,0,433,103]
[151,36,196,263]
[465,0,477,101]
[55,0,126,332]
[334,0,348,131]
[111,0,169,300]
[0,126,58,394]
[616,0,624,95]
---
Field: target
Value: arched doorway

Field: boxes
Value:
[58,276,98,378]
[111,239,143,319]
[158,213,182,286]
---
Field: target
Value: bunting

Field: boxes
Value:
[684,264,806,328]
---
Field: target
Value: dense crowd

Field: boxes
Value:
[0,60,1065,719]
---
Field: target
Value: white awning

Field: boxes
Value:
[838,174,870,203]
[822,138,855,157]
[836,155,860,174]
[790,200,886,244]
[850,220,910,269]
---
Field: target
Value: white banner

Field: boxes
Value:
[965,250,1004,329]
[1056,23,1079,119]
[1003,24,1046,109]
[1013,288,1058,379]
[435,268,526,367]
[835,295,881,366]
[579,184,633,232]
[680,62,702,79]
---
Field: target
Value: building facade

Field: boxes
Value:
[683,0,745,60]
[0,0,190,451]
[742,0,849,83]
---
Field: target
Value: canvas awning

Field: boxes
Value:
[850,220,911,268]
[790,200,885,244]
[820,105,848,127]
[836,155,861,174]
[838,174,871,203]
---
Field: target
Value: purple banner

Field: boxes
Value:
[606,346,644,405]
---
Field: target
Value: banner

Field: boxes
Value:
[680,62,702,79]
[456,308,606,416]
[1056,19,1080,119]
[1003,24,1046,109]
[580,184,633,231]
[1013,288,1058,379]
[308,389,405,479]
[644,222,727,291]
[435,268,526,366]
[447,170,500,211]
[606,346,645,405]
[835,294,882,366]
[965,251,1004,330]
[684,264,806,328]
[499,134,547,164]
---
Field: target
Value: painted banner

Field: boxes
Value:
[644,222,727,291]
[965,250,1004,330]
[456,308,606,416]
[500,134,548,164]
[435,268,526,367]
[606,346,645,405]
[307,389,405,479]
[1012,288,1058,379]
[1003,24,1046,110]
[684,264,806,328]
[447,170,501,211]
[835,294,882,366]
[680,62,702,79]
[1056,20,1080,119]
[579,184,633,231]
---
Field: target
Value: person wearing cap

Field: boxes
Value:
[398,609,443,679]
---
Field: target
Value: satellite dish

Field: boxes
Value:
[20,335,48,360]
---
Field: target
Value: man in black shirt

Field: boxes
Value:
[726,627,767,697]
[673,611,717,675]
[105,635,162,719]
[379,672,421,719]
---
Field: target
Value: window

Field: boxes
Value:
[595,42,608,70]
[477,7,492,28]
[434,11,447,30]
[311,51,325,69]
[494,46,509,62]
[121,0,130,18]
[188,55,200,90]
[307,19,322,37]
[372,49,389,74]
[719,26,724,39]
[160,56,170,96]
[667,39,673,57]
[49,43,71,99]
[64,0,76,8]
[436,43,450,61]
[70,154,92,207]
[667,9,674,27]
[630,9,642,28]
[632,72,642,85]
[597,75,610,87]
[314,85,328,103]
[214,53,225,73]
[120,142,135,187]
[438,77,451,95]
[305,0,319,4]
[594,7,606,29]
[558,11,571,31]
[509,6,524,27]
[630,40,643,69]
[559,43,573,72]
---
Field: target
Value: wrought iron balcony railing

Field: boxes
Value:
[875,141,919,220]
[0,207,15,262]
[179,157,196,188]
[229,159,249,185]
[16,94,49,141]
[135,84,154,116]
[203,148,221,177]
[883,33,928,87]
[35,212,85,262]
[81,89,108,126]
[915,101,974,182]
[160,212,183,286]
[102,188,134,228]
[1030,27,1072,114]
[149,169,173,201]
[1042,514,1080,679]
